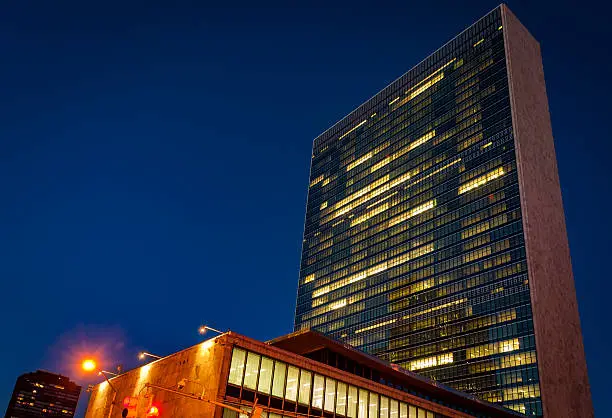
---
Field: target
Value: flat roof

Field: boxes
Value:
[267,329,522,418]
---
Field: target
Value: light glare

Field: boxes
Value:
[82,359,96,372]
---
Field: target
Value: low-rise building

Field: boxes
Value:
[84,330,522,417]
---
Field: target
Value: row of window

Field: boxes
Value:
[311,7,503,155]
[311,38,505,178]
[227,348,442,418]
[301,155,518,289]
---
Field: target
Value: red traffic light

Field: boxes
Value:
[146,406,160,417]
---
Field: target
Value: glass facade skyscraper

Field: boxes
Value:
[294,5,592,417]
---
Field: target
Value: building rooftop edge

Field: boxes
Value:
[310,4,508,146]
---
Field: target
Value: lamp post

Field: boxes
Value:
[139,351,163,361]
[98,370,119,377]
[81,359,117,418]
[198,325,224,336]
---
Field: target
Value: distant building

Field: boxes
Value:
[293,4,591,417]
[4,370,81,417]
[84,331,521,418]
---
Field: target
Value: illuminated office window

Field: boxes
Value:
[285,366,299,401]
[271,362,286,398]
[243,352,260,390]
[228,348,246,386]
[324,378,336,412]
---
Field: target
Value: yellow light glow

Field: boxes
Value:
[388,200,436,227]
[304,274,315,284]
[338,120,368,141]
[393,59,456,109]
[82,359,96,372]
[98,381,108,392]
[310,175,324,187]
[403,298,466,320]
[346,152,373,171]
[458,167,505,194]
[311,243,434,299]
[329,299,347,310]
[408,353,454,371]
[350,202,389,226]
[354,319,397,334]
[473,39,484,47]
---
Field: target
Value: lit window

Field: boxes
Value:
[336,382,347,416]
[347,386,358,418]
[458,167,505,194]
[312,375,324,409]
[271,362,286,398]
[339,120,368,141]
[243,352,260,390]
[368,392,378,417]
[228,348,246,385]
[298,370,312,405]
[257,357,273,395]
[346,152,373,171]
[285,366,299,401]
[380,396,389,418]
[358,389,368,418]
[324,378,336,412]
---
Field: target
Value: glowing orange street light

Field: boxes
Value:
[198,325,223,336]
[139,352,162,361]
[82,359,97,372]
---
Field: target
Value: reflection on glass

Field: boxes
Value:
[348,386,358,418]
[228,348,246,386]
[409,405,417,418]
[381,396,389,418]
[257,357,273,394]
[243,352,260,389]
[324,377,336,412]
[336,382,347,416]
[285,366,299,401]
[271,362,286,398]
[390,399,399,418]
[298,370,312,405]
[358,389,368,418]
[369,392,378,417]
[312,374,324,409]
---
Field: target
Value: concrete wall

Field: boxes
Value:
[84,336,231,418]
[501,5,593,417]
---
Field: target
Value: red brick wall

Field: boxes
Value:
[501,5,593,417]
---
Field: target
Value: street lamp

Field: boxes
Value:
[81,359,117,393]
[81,358,118,418]
[98,370,119,377]
[139,352,163,361]
[198,325,224,336]
[82,359,96,372]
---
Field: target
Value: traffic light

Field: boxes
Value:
[146,406,160,417]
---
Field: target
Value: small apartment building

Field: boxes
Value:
[84,330,521,418]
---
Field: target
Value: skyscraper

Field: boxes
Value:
[294,5,592,417]
[4,370,81,417]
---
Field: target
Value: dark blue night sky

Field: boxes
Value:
[1,1,610,416]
